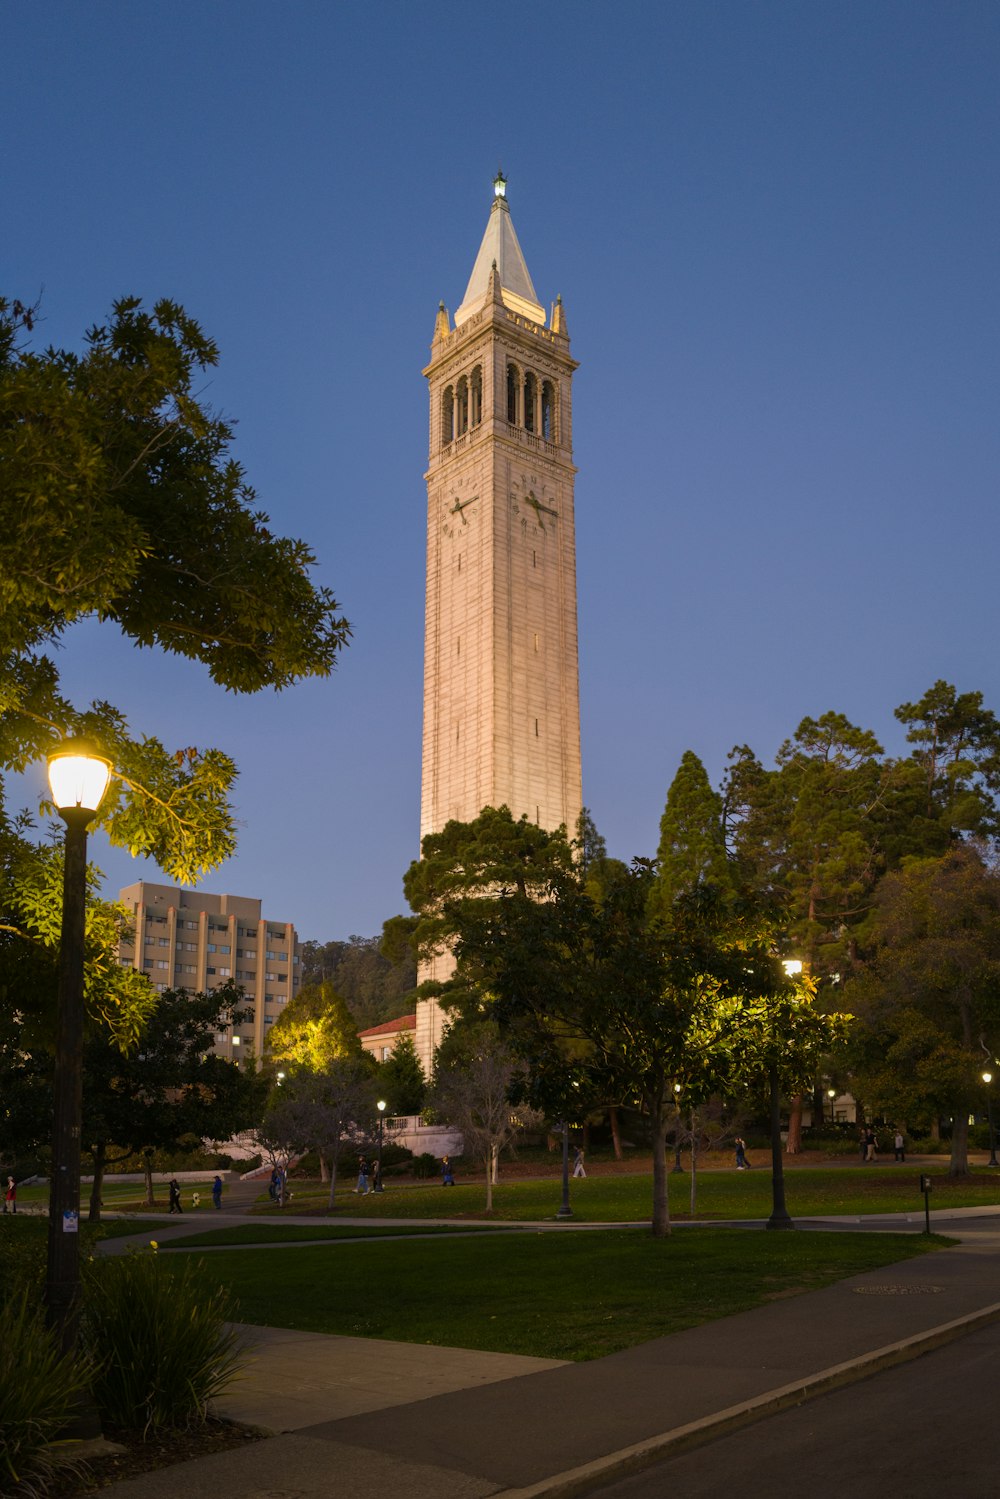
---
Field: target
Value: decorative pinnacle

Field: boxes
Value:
[493,167,507,200]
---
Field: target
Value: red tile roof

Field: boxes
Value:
[358,1013,417,1039]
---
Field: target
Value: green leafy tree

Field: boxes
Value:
[267,980,363,1073]
[377,1031,426,1115]
[846,847,1000,1175]
[299,934,416,1030]
[651,750,729,917]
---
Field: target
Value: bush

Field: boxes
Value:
[0,1291,93,1496]
[83,1250,243,1434]
[413,1152,438,1179]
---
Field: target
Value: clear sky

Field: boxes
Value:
[6,2,999,943]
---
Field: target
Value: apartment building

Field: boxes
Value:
[118,881,302,1061]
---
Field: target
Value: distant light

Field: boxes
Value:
[984,1071,993,1085]
[782,959,803,976]
[47,740,113,817]
[828,1088,837,1099]
[493,169,507,199]
[377,1099,387,1113]
[232,1036,241,1047]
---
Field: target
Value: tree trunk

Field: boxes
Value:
[609,1106,623,1162]
[88,1141,106,1223]
[491,1145,499,1184]
[949,1110,971,1177]
[689,1109,698,1217]
[319,1151,329,1184]
[650,1109,671,1238]
[327,1158,339,1209]
[144,1153,155,1207]
[785,1094,803,1154]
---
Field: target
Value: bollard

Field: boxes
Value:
[919,1173,933,1234]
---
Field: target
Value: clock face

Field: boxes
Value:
[440,482,478,537]
[510,474,558,533]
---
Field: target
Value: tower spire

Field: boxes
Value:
[454,172,545,326]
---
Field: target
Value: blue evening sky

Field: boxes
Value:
[6,2,999,942]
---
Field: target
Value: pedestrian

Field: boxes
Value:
[355,1157,370,1195]
[269,1167,280,1202]
[735,1137,749,1170]
[4,1175,16,1213]
[168,1178,183,1213]
[572,1146,587,1178]
[865,1129,877,1163]
[441,1155,455,1186]
[212,1174,223,1209]
[894,1131,905,1163]
[371,1157,382,1192]
[859,1129,867,1163]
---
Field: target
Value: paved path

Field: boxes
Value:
[81,1207,1000,1498]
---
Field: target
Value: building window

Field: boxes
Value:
[207,966,216,975]
[155,960,168,970]
[218,967,231,977]
[158,938,169,947]
[207,944,216,954]
[507,363,520,424]
[524,371,538,433]
[218,945,231,955]
[541,380,556,440]
[144,937,155,948]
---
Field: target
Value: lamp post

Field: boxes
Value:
[556,1120,573,1219]
[827,1088,837,1126]
[671,1082,684,1173]
[45,741,112,1363]
[982,1072,998,1167]
[375,1099,386,1190]
[766,960,801,1232]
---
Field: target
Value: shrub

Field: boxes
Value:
[412,1152,439,1178]
[83,1250,243,1435]
[0,1291,93,1496]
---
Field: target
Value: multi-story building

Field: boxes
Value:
[117,880,301,1061]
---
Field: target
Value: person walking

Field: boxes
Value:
[370,1157,382,1193]
[168,1178,183,1213]
[735,1137,749,1170]
[894,1131,905,1163]
[865,1128,878,1163]
[4,1175,16,1213]
[572,1146,587,1178]
[441,1155,455,1186]
[212,1174,224,1209]
[355,1157,370,1195]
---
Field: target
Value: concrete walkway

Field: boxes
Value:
[81,1206,1000,1498]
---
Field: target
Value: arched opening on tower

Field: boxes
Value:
[524,373,538,433]
[456,375,469,436]
[470,365,483,427]
[442,386,454,445]
[506,363,521,426]
[541,380,556,441]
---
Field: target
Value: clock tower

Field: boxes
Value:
[415,174,583,1069]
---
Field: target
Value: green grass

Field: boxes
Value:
[157,1223,515,1247]
[241,1166,1000,1223]
[167,1227,946,1361]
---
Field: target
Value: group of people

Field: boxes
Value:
[860,1129,906,1162]
[168,1175,225,1212]
[354,1156,383,1194]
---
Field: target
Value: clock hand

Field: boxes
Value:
[451,496,478,513]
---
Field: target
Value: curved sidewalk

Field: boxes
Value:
[89,1210,1000,1499]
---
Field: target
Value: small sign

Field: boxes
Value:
[919,1175,933,1194]
[62,1210,79,1234]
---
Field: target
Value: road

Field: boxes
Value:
[590,1319,1000,1499]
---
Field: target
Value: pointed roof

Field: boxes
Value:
[454,176,545,327]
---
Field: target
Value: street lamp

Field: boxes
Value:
[375,1099,386,1190]
[766,960,802,1232]
[827,1088,837,1125]
[982,1072,998,1167]
[671,1082,684,1173]
[556,1120,573,1219]
[45,740,112,1365]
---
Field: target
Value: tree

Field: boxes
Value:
[267,980,363,1072]
[377,1031,426,1115]
[651,750,728,916]
[432,1021,539,1212]
[264,1057,377,1208]
[298,935,416,1030]
[79,983,265,1217]
[0,291,350,1046]
[846,847,1000,1176]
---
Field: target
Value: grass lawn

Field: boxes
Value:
[157,1223,515,1247]
[240,1166,1000,1223]
[169,1227,947,1361]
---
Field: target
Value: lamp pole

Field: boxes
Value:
[375,1099,386,1190]
[828,1088,837,1126]
[767,960,801,1232]
[556,1120,573,1219]
[982,1072,998,1168]
[44,742,112,1371]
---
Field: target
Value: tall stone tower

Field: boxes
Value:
[415,174,583,1070]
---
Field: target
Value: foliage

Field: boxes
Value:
[651,750,729,915]
[846,846,1000,1175]
[263,1056,378,1207]
[267,978,363,1071]
[83,1249,243,1434]
[432,1021,539,1210]
[299,934,416,1030]
[376,1030,426,1115]
[0,1290,93,1497]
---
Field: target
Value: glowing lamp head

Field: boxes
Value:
[377,1099,387,1113]
[828,1088,837,1099]
[782,958,803,977]
[984,1071,993,1085]
[47,740,112,818]
[493,168,507,199]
